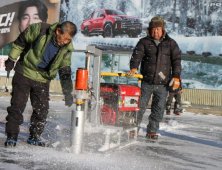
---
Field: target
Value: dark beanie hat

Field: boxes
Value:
[149,17,166,29]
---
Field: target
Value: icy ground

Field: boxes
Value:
[0,96,222,170]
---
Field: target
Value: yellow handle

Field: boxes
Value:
[101,72,143,79]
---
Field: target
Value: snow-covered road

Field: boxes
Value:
[0,96,221,170]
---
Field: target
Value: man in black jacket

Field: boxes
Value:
[127,17,181,139]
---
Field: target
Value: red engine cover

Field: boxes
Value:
[118,85,141,112]
[100,105,116,125]
[118,85,141,96]
[100,86,117,93]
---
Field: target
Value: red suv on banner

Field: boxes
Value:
[81,9,142,38]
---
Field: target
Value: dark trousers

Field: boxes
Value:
[5,72,50,136]
[166,91,181,108]
[138,81,168,133]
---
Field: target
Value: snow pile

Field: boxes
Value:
[74,35,222,57]
[172,36,222,56]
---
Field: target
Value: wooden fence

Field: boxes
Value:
[181,88,222,106]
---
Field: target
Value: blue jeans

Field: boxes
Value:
[138,81,168,133]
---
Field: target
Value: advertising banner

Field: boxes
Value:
[60,0,222,55]
[60,0,222,90]
[0,0,61,76]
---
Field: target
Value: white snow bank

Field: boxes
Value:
[74,35,222,57]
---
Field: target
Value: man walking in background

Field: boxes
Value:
[127,17,181,139]
[166,76,183,115]
[4,21,77,147]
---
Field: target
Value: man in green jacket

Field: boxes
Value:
[4,21,77,147]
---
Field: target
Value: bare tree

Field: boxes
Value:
[194,0,202,36]
[172,0,177,31]
[178,0,188,35]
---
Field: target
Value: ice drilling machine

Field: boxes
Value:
[70,46,143,154]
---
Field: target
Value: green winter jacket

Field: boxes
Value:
[8,22,74,85]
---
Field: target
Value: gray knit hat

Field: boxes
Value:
[149,17,166,29]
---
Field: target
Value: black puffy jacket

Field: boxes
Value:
[130,33,181,84]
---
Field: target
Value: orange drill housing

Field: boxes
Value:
[75,68,88,90]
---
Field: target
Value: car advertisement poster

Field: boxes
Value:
[0,0,61,76]
[60,0,222,90]
[60,0,222,55]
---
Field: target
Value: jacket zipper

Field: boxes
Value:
[154,40,164,83]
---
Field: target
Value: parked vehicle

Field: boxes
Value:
[81,9,142,38]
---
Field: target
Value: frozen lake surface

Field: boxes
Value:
[0,96,222,170]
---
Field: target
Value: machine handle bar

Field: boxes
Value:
[101,72,143,79]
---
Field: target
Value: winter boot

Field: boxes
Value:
[166,109,171,115]
[4,133,18,147]
[174,101,181,115]
[146,133,158,140]
[174,108,181,115]
[27,133,47,147]
[166,104,171,115]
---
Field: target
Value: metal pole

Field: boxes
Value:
[70,105,85,154]
[86,46,102,125]
[117,55,120,84]
[111,54,115,83]
[85,53,92,78]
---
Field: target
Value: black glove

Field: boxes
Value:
[64,92,73,107]
[5,59,15,71]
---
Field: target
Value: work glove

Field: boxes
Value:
[126,68,138,76]
[169,78,180,90]
[64,92,73,107]
[5,59,15,71]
